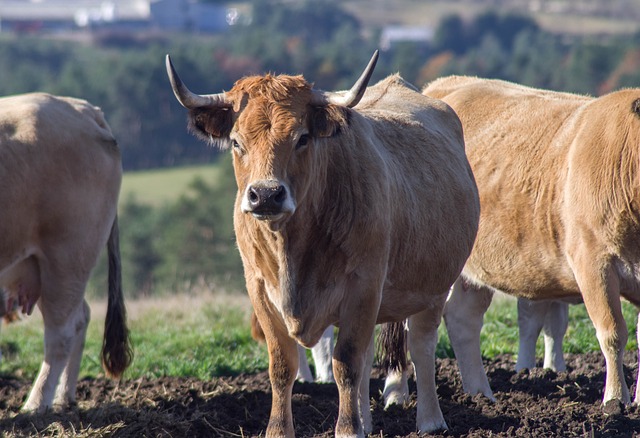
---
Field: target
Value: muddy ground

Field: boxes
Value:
[1,352,640,437]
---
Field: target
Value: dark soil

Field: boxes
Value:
[2,352,640,437]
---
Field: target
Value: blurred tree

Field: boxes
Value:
[433,14,468,55]
[560,42,624,94]
[119,195,162,296]
[506,30,566,89]
[154,155,242,291]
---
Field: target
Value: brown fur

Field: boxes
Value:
[0,93,131,411]
[424,76,640,405]
[180,73,480,436]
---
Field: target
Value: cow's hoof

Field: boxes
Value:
[603,399,624,416]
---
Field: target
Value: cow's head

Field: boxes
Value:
[166,52,378,230]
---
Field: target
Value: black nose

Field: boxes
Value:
[247,184,287,213]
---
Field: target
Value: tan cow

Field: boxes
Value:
[166,52,480,436]
[0,93,132,412]
[423,76,640,408]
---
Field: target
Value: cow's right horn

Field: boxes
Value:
[310,50,379,108]
[165,55,231,109]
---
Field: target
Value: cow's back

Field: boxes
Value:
[0,93,121,280]
[356,76,480,319]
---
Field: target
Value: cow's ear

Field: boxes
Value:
[309,105,349,138]
[188,108,233,146]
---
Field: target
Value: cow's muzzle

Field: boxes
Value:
[241,180,295,222]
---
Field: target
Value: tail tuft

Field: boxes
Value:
[377,321,408,373]
[102,217,133,378]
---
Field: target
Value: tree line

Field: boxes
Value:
[2,0,639,296]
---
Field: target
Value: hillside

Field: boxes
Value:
[343,0,640,35]
[120,164,221,207]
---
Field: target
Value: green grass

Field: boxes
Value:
[0,291,269,381]
[437,293,638,361]
[1,291,638,382]
[120,164,222,207]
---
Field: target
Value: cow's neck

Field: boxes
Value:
[262,141,374,344]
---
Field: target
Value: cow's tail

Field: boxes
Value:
[102,215,133,378]
[377,321,408,373]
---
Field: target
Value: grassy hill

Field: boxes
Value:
[120,163,223,207]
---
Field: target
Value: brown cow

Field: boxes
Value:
[166,52,480,436]
[0,93,132,412]
[423,76,640,408]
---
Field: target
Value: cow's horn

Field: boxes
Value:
[311,50,379,108]
[165,55,230,109]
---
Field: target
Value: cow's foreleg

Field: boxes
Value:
[443,277,495,400]
[409,294,448,433]
[265,331,298,438]
[542,300,568,372]
[516,298,549,371]
[576,263,630,405]
[333,312,376,438]
[22,298,88,412]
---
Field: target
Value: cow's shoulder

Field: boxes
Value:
[356,74,461,133]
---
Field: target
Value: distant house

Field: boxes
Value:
[0,0,240,34]
[0,0,150,33]
[149,0,229,33]
[379,25,434,50]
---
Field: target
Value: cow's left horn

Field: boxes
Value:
[165,55,231,109]
[311,50,379,108]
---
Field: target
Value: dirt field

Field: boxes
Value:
[1,352,640,437]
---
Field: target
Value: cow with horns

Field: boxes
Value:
[165,52,480,436]
[0,93,131,412]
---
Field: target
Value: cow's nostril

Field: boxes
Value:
[249,188,259,204]
[274,186,286,204]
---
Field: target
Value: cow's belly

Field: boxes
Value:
[376,288,449,323]
[463,239,580,301]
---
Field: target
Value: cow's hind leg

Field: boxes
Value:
[311,325,335,383]
[383,367,409,408]
[409,294,448,433]
[635,313,640,404]
[516,298,549,371]
[575,262,630,405]
[542,300,568,372]
[443,277,495,400]
[379,321,410,407]
[296,345,314,382]
[21,256,92,413]
[355,333,375,435]
[54,299,91,406]
[22,296,89,412]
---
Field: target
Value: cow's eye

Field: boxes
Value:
[296,134,310,150]
[231,139,244,154]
